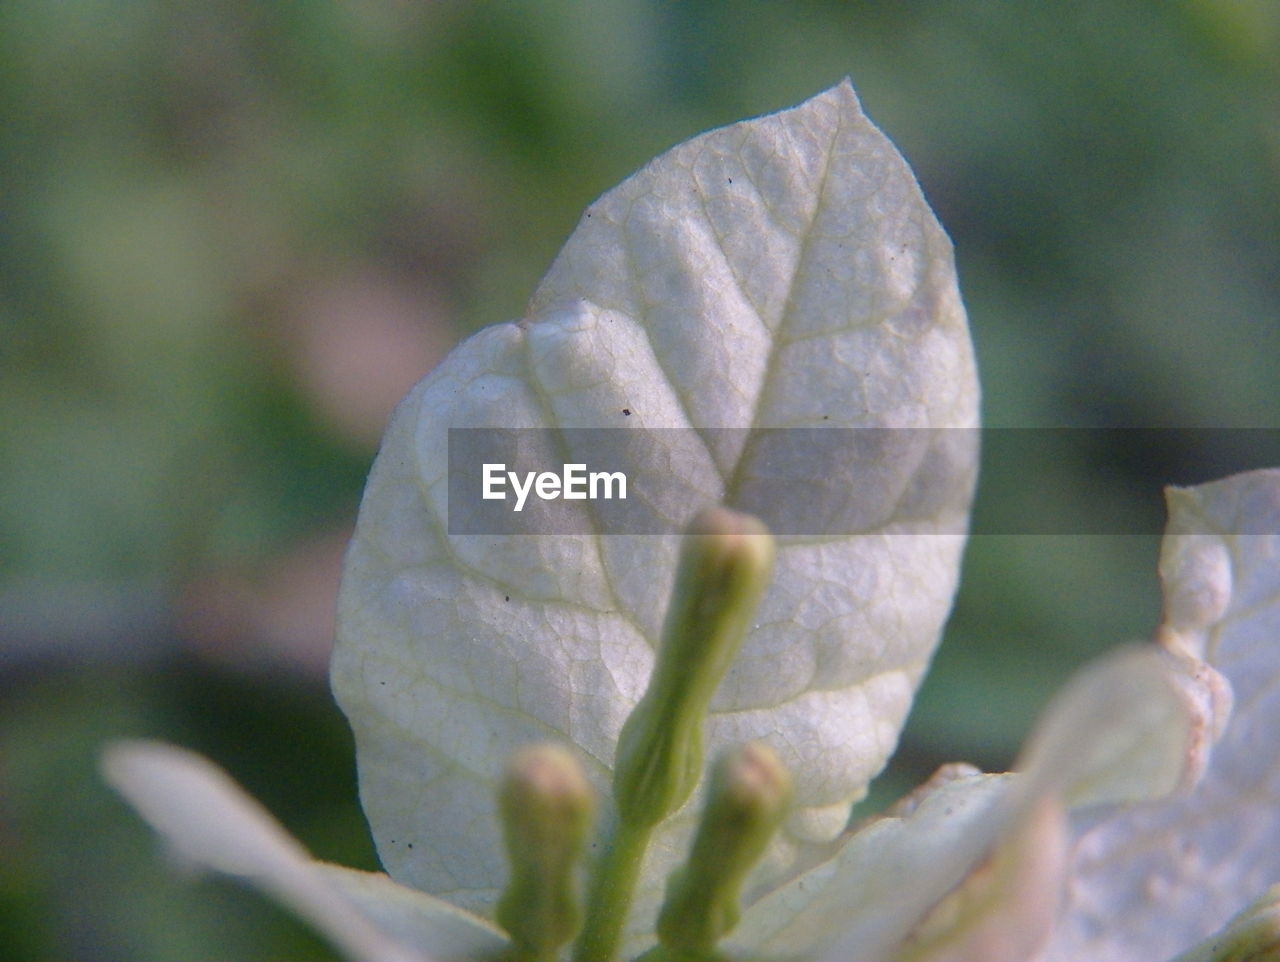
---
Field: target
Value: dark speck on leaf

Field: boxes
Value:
[407,843,413,849]
[505,595,510,602]
[822,415,830,420]
[622,408,631,416]
[727,177,733,184]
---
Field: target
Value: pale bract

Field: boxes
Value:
[330,79,979,949]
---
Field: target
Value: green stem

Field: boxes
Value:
[572,821,653,962]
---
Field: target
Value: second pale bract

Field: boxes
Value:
[331,81,980,952]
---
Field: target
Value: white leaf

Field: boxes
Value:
[332,79,979,950]
[1034,468,1280,962]
[101,740,507,962]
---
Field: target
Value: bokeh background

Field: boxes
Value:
[2,2,1278,958]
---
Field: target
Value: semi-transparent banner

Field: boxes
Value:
[446,428,1280,535]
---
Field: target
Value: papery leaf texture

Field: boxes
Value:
[331,79,980,950]
[1033,469,1280,962]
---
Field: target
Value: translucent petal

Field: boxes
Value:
[734,649,1194,960]
[102,740,504,962]
[728,772,1018,961]
[1035,469,1280,962]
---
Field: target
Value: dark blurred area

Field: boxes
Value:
[1,1,1277,957]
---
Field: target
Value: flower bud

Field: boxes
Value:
[496,744,595,961]
[655,742,793,960]
[613,508,774,829]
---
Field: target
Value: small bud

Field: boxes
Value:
[655,742,793,960]
[496,744,595,961]
[613,508,774,828]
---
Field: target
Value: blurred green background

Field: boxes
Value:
[2,1,1278,958]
